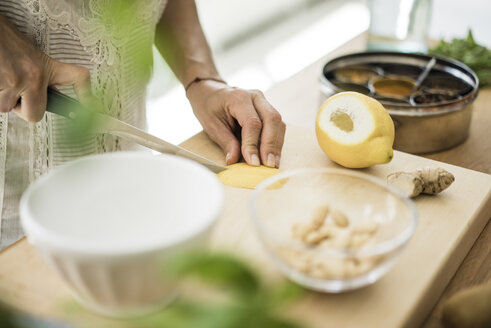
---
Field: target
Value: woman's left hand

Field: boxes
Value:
[186,80,286,168]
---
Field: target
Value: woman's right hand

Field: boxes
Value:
[0,14,96,122]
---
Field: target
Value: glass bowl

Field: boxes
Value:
[249,168,417,293]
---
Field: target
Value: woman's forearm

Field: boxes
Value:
[154,1,286,168]
[155,0,222,87]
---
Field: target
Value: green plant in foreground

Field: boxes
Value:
[0,304,17,328]
[2,253,305,328]
[430,30,491,87]
[130,253,306,328]
[56,253,306,328]
[0,302,68,328]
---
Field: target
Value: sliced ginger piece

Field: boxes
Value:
[387,167,455,198]
[387,172,424,198]
[217,163,282,189]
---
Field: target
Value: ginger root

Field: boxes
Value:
[387,167,454,198]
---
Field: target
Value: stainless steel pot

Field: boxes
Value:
[319,52,479,154]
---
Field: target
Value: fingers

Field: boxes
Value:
[0,91,18,113]
[227,89,285,168]
[1,58,48,122]
[12,87,47,122]
[6,74,47,122]
[252,90,285,168]
[228,96,263,166]
[50,60,100,110]
[275,123,286,167]
[12,60,97,123]
[205,119,241,165]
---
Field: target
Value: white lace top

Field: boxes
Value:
[0,0,168,249]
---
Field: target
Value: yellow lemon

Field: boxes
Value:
[315,91,395,168]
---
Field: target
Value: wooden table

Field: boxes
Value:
[264,33,491,328]
[0,33,489,327]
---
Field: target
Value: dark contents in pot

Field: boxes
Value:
[413,90,459,104]
[325,62,473,106]
[421,75,473,95]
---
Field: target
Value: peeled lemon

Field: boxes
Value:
[315,92,395,168]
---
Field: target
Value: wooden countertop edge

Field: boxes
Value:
[0,237,26,255]
[411,189,491,327]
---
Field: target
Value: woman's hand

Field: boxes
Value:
[187,80,286,168]
[155,0,286,166]
[0,15,95,122]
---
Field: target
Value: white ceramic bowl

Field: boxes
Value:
[250,168,417,292]
[20,152,223,317]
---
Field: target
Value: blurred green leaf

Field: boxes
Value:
[61,253,306,328]
[97,0,153,85]
[168,253,261,299]
[133,300,303,328]
[153,253,306,328]
[0,304,17,328]
[0,302,69,328]
[430,30,491,86]
[266,281,305,307]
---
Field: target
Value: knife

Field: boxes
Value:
[46,88,227,173]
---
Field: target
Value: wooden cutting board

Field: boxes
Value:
[0,125,489,328]
[182,125,491,328]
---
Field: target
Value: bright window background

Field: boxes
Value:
[146,0,491,145]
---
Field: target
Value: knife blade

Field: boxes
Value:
[46,88,227,173]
